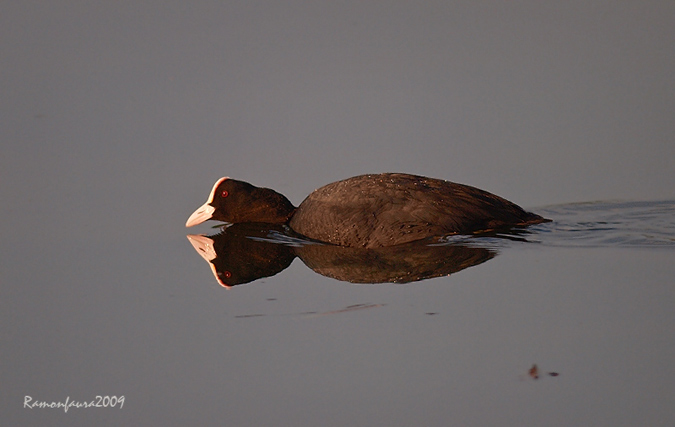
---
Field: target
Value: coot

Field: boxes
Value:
[186,173,549,248]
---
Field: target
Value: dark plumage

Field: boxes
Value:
[186,173,549,248]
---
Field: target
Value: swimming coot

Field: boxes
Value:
[186,173,549,248]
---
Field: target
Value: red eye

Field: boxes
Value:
[221,190,229,198]
[222,271,232,278]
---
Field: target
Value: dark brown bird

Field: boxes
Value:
[186,173,549,248]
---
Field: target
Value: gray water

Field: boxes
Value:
[3,200,674,426]
[2,2,674,426]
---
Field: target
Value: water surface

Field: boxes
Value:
[4,200,674,426]
[3,2,674,424]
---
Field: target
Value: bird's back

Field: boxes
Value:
[289,173,546,248]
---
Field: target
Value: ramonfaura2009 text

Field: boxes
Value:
[24,395,125,413]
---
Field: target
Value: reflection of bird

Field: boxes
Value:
[186,224,296,288]
[186,173,548,248]
[187,224,496,287]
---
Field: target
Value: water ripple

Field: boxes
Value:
[524,200,675,248]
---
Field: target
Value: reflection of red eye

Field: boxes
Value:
[221,190,229,198]
[222,271,232,278]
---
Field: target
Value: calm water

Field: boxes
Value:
[3,200,674,426]
[4,3,674,425]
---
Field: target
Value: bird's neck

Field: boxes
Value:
[238,187,296,224]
